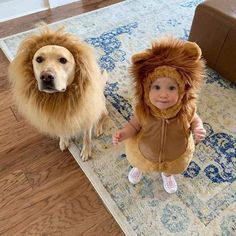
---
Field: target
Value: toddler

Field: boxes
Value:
[112,37,206,193]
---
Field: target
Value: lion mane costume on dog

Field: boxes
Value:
[8,26,108,160]
[125,37,205,174]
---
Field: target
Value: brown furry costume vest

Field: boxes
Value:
[138,113,193,164]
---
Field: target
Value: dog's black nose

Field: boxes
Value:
[40,71,55,82]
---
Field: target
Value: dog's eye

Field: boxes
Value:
[59,57,67,64]
[36,56,44,63]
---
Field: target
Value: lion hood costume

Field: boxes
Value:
[125,37,205,174]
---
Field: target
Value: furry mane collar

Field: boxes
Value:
[10,27,99,120]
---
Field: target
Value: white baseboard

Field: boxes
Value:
[49,0,80,8]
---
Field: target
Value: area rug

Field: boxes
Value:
[1,0,236,235]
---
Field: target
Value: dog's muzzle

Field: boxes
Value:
[40,71,57,92]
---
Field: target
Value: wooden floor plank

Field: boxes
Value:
[0,170,32,211]
[0,50,9,78]
[0,119,38,153]
[0,89,13,112]
[0,107,16,129]
[0,169,83,235]
[24,148,79,189]
[19,182,123,236]
[82,217,124,236]
[0,135,59,177]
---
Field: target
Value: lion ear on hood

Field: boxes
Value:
[131,51,151,64]
[183,42,202,61]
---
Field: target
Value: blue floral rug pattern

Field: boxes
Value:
[1,0,235,235]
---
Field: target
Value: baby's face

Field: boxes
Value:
[149,77,179,110]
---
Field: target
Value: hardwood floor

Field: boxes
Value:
[0,0,124,235]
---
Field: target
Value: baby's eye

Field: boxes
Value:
[153,85,160,90]
[169,86,177,91]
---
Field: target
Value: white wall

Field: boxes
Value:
[0,0,80,22]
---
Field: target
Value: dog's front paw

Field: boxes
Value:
[94,125,103,137]
[59,138,70,151]
[80,146,91,161]
[94,111,108,137]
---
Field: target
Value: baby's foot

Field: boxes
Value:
[128,167,143,184]
[161,173,177,193]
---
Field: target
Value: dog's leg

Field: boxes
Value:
[94,110,109,137]
[80,128,92,161]
[59,137,70,151]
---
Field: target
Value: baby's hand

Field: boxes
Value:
[194,126,206,144]
[112,130,124,145]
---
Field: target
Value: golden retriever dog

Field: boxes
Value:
[8,26,108,161]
